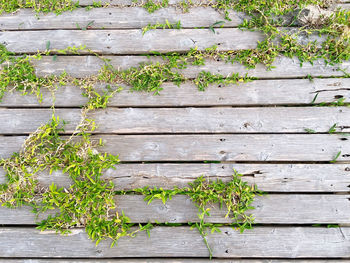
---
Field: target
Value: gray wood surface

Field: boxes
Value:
[0,7,246,30]
[1,107,349,134]
[1,5,348,31]
[0,227,349,258]
[0,194,349,224]
[2,163,350,192]
[36,163,350,192]
[2,163,349,192]
[0,29,263,54]
[1,134,349,161]
[3,5,347,31]
[26,55,350,79]
[1,78,350,107]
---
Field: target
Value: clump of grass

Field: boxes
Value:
[142,20,182,35]
[0,0,107,14]
[133,0,169,13]
[0,113,131,245]
[135,172,262,258]
[0,112,260,252]
[194,71,254,91]
[0,44,122,108]
[0,0,79,14]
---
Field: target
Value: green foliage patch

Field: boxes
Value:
[0,113,260,255]
[142,20,182,35]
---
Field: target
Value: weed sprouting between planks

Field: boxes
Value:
[142,20,182,35]
[0,0,104,14]
[0,113,261,254]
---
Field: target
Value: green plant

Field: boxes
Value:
[0,115,260,254]
[330,151,342,163]
[194,71,253,91]
[135,172,262,258]
[142,20,182,35]
[0,0,79,14]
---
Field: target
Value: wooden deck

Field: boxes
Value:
[0,2,350,262]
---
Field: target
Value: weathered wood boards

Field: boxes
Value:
[0,29,264,54]
[2,163,350,192]
[1,194,349,224]
[41,163,350,192]
[0,7,246,30]
[0,107,349,134]
[1,78,350,108]
[26,55,350,79]
[0,227,349,258]
[1,5,348,31]
[97,134,350,162]
[1,134,349,161]
[105,163,350,192]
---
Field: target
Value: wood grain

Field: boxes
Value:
[0,194,349,225]
[0,227,348,258]
[0,7,246,30]
[1,107,349,134]
[26,55,350,79]
[0,29,264,54]
[1,5,348,31]
[1,134,349,162]
[40,163,350,192]
[2,163,350,192]
[1,79,350,108]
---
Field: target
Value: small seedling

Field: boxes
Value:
[209,21,225,33]
[304,128,316,133]
[330,151,342,163]
[76,20,95,30]
[142,20,181,35]
[328,123,337,134]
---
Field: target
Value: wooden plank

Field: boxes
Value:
[0,29,264,54]
[0,195,349,225]
[0,226,348,258]
[1,134,349,161]
[1,79,350,108]
[98,134,350,162]
[27,55,350,79]
[1,5,348,31]
[37,163,350,192]
[0,7,246,30]
[2,163,350,192]
[1,107,349,134]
